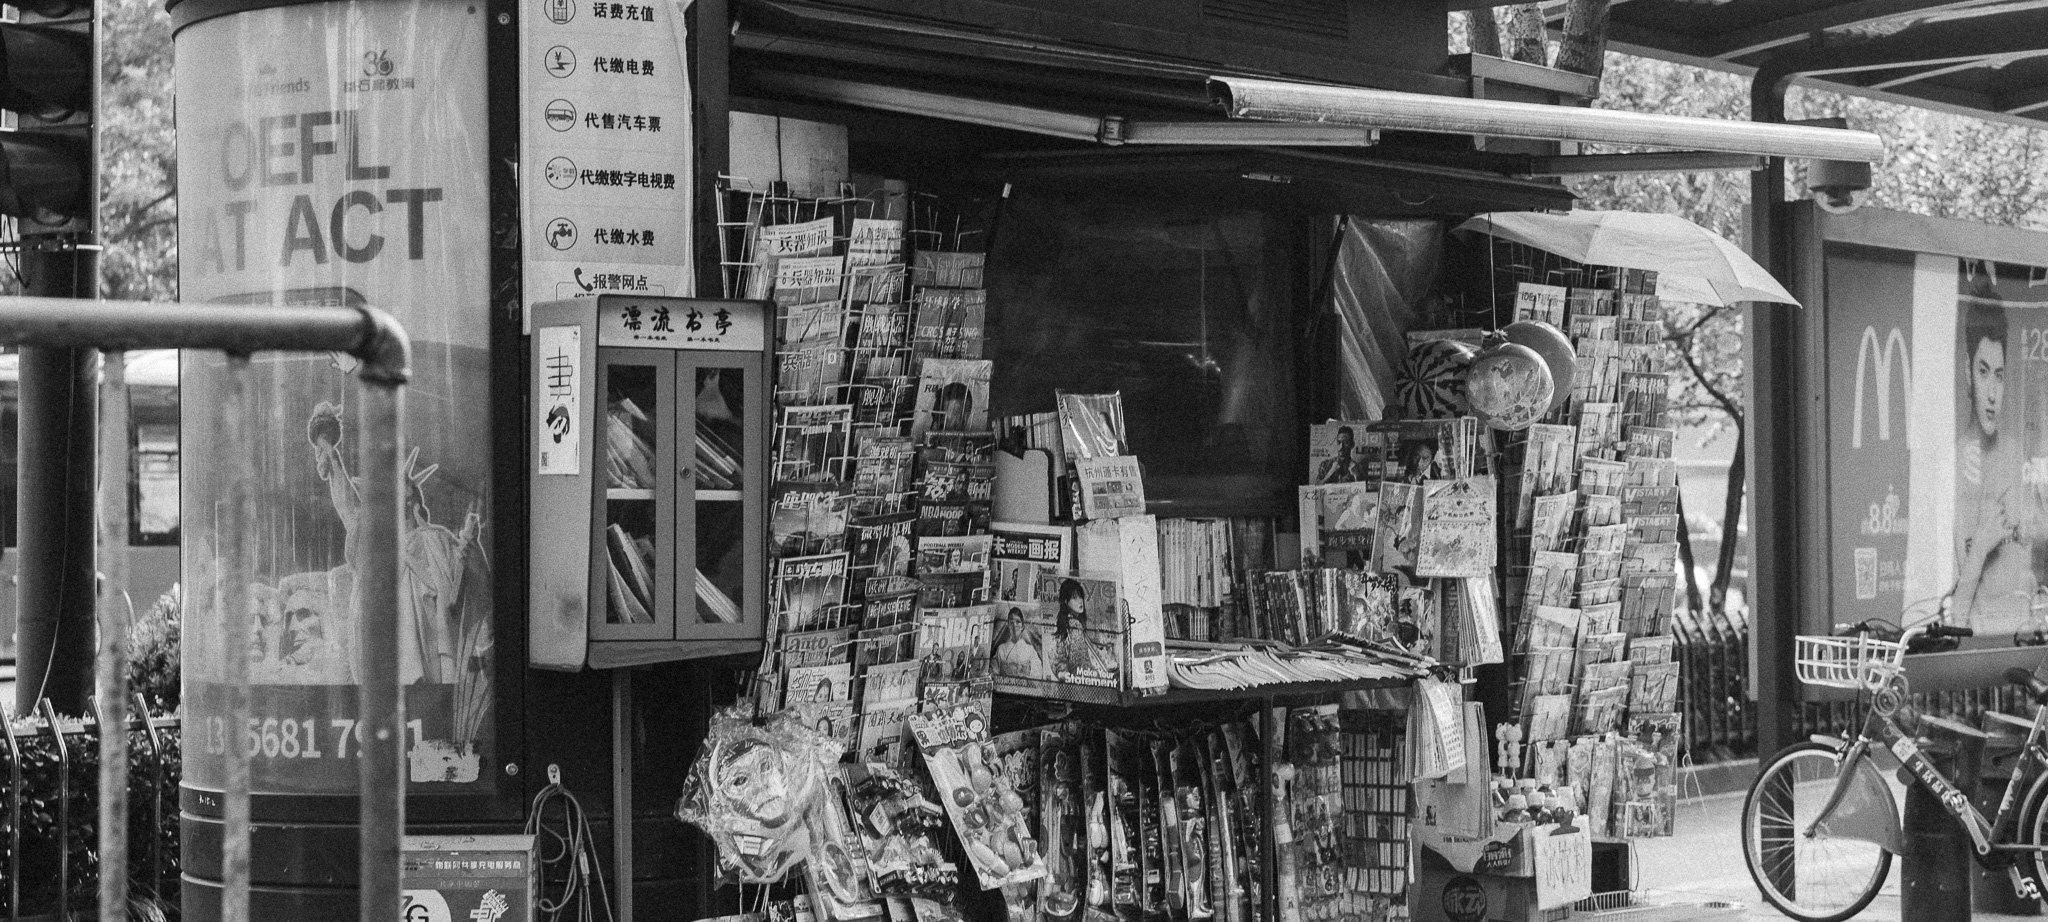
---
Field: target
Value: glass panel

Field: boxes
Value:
[693,366,745,492]
[695,502,746,625]
[694,366,746,624]
[605,364,659,624]
[176,0,495,796]
[985,189,1301,516]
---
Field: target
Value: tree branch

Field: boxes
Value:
[1677,341,1743,422]
[105,214,176,246]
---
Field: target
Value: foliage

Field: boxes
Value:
[2,713,183,917]
[1566,50,2048,612]
[130,585,182,715]
[97,0,177,300]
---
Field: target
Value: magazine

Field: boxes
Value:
[846,512,916,590]
[773,254,846,307]
[990,523,1073,604]
[1074,455,1146,520]
[1056,392,1127,460]
[1306,421,1374,484]
[916,534,994,575]
[774,552,850,632]
[747,217,834,300]
[849,218,905,268]
[911,359,993,441]
[1374,482,1424,572]
[1416,477,1495,578]
[772,481,853,557]
[774,404,854,483]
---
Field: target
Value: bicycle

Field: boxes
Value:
[1740,622,2048,922]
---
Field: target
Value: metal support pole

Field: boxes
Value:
[1747,64,1800,761]
[613,669,635,922]
[15,348,97,715]
[96,350,132,922]
[14,242,98,717]
[1904,718,1984,922]
[356,378,407,922]
[216,354,257,922]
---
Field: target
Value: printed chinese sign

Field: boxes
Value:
[595,296,767,352]
[520,0,694,317]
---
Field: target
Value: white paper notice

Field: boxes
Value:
[536,324,582,475]
[520,0,694,326]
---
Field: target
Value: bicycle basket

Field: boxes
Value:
[1795,633,1904,689]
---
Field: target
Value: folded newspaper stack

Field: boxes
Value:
[1165,634,1434,691]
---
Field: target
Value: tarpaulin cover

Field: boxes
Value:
[1331,218,1441,420]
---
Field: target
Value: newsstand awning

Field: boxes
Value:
[1209,76,1887,162]
[736,0,1886,165]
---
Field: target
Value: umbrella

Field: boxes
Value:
[1454,210,1800,307]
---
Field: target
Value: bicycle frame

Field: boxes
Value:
[1810,631,2048,869]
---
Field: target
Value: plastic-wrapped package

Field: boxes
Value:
[908,704,1047,889]
[675,706,843,883]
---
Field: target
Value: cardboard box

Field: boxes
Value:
[728,112,848,198]
[1417,814,1592,905]
[403,834,538,922]
[1077,514,1167,694]
[1412,844,1576,922]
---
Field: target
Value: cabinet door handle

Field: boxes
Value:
[677,466,694,480]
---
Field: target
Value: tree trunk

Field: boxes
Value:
[1502,4,1549,66]
[1711,423,1746,614]
[1676,491,1707,620]
[1467,7,1503,58]
[1556,0,1612,79]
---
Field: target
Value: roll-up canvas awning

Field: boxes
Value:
[1210,75,1887,163]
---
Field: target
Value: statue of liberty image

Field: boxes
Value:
[306,399,492,782]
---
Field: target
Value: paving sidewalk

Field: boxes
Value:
[1628,787,2044,922]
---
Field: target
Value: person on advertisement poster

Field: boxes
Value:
[1313,426,1359,484]
[1953,292,2040,629]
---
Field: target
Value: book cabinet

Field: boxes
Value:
[528,295,773,669]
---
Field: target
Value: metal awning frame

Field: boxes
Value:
[749,71,1887,168]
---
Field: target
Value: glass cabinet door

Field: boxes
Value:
[592,351,674,639]
[678,352,764,638]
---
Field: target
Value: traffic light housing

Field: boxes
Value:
[0,0,92,232]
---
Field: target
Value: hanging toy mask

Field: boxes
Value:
[677,708,840,883]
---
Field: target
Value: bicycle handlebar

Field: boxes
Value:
[1923,624,1975,639]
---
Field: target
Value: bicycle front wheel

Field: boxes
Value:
[1742,741,1893,922]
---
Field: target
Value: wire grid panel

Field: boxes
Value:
[1340,709,1410,896]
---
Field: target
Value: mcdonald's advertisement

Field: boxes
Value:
[1826,244,2048,638]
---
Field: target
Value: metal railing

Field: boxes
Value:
[0,296,410,922]
[0,695,180,921]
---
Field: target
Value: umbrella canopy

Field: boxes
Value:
[1454,210,1799,307]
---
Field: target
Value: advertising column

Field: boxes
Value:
[174,0,496,828]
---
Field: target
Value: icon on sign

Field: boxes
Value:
[544,0,573,23]
[545,157,578,190]
[544,45,576,78]
[545,99,576,132]
[546,218,578,251]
